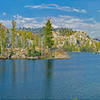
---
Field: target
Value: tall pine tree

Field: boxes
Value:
[0,29,6,55]
[11,20,16,49]
[44,19,54,49]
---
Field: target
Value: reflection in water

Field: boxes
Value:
[0,60,6,75]
[12,60,16,84]
[12,60,28,83]
[23,60,27,82]
[0,53,100,100]
[44,60,53,99]
[0,60,6,83]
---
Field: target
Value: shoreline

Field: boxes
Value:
[0,57,70,60]
[0,51,100,60]
[0,51,99,60]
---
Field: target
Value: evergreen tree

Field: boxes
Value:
[0,29,6,55]
[27,32,32,48]
[17,30,22,48]
[0,45,1,54]
[11,20,16,49]
[22,30,27,48]
[95,41,100,52]
[44,19,54,49]
[17,35,22,48]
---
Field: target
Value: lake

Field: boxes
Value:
[0,53,100,100]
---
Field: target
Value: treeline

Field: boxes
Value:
[0,20,41,57]
[19,27,75,35]
[0,19,54,58]
[0,19,100,58]
[62,37,100,52]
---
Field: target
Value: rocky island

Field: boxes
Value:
[0,19,70,59]
[0,19,100,60]
[0,48,70,59]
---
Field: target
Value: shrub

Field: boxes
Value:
[32,50,41,57]
[9,51,14,58]
[27,49,32,57]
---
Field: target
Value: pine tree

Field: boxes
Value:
[22,30,27,48]
[0,45,1,54]
[0,29,6,55]
[17,35,22,48]
[44,19,54,49]
[17,30,22,48]
[11,20,16,49]
[27,32,32,48]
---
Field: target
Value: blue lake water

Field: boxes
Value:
[0,53,100,100]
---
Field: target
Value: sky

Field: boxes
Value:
[0,0,100,38]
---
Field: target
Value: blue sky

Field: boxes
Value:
[0,0,100,37]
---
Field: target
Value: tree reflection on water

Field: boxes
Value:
[12,60,16,84]
[44,60,53,99]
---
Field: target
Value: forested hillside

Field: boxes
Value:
[19,27,100,52]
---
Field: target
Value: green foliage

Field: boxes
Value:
[74,97,78,100]
[62,40,76,52]
[0,46,1,54]
[27,49,32,57]
[80,42,96,52]
[9,51,15,58]
[63,38,99,53]
[95,41,100,52]
[27,48,41,57]
[33,50,41,57]
[5,36,10,47]
[22,30,27,48]
[0,29,6,55]
[27,32,32,40]
[11,20,16,49]
[54,28,75,36]
[34,34,41,46]
[17,35,22,48]
[44,19,54,49]
[0,19,100,59]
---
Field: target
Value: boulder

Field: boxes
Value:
[54,49,70,59]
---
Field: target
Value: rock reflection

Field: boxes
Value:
[44,60,53,99]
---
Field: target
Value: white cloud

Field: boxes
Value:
[0,20,11,27]
[49,15,100,37]
[13,14,22,19]
[12,14,44,28]
[2,12,6,16]
[0,14,100,37]
[97,10,100,12]
[25,4,87,13]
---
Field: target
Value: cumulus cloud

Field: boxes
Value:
[0,20,11,27]
[97,10,100,12]
[25,4,87,13]
[49,15,100,37]
[2,12,6,16]
[12,14,44,28]
[0,14,100,37]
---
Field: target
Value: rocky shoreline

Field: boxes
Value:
[0,48,70,60]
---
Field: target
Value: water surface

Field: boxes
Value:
[0,53,100,100]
